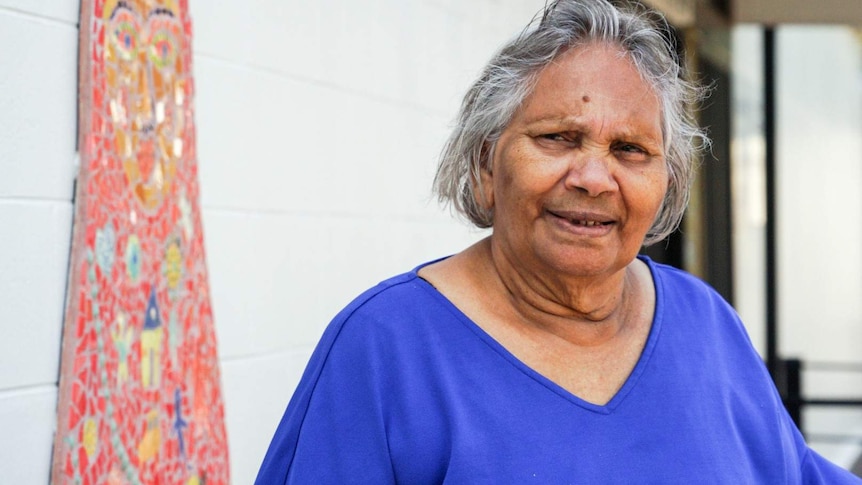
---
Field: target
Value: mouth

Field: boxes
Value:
[568,219,612,227]
[546,210,616,232]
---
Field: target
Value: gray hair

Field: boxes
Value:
[432,0,709,246]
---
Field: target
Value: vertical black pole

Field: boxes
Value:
[764,28,779,379]
[786,359,803,430]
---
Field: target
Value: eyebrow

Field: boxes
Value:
[526,116,660,140]
[523,116,664,151]
[110,1,134,20]
[149,7,176,18]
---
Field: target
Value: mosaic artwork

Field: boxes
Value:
[52,0,230,483]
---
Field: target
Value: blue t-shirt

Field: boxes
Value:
[256,257,861,484]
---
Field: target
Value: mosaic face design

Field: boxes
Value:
[52,1,230,483]
[105,0,184,211]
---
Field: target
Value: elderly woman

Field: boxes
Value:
[256,1,861,483]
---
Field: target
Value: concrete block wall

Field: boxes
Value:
[0,1,79,484]
[0,0,544,483]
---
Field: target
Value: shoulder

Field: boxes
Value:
[329,267,440,336]
[642,256,759,362]
[334,270,426,322]
[644,257,738,320]
[645,257,718,298]
[313,262,455,366]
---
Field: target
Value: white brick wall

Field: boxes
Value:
[0,1,78,483]
[192,1,545,479]
[0,0,543,482]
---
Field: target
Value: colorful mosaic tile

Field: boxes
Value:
[52,1,230,483]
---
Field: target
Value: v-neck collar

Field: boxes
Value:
[411,255,665,414]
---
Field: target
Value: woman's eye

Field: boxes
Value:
[614,143,650,161]
[618,143,643,153]
[539,133,572,143]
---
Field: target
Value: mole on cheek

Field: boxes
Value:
[582,95,590,103]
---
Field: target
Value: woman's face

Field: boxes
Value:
[481,43,668,280]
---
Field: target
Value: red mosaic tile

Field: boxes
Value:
[52,1,230,483]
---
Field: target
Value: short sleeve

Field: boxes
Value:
[255,297,398,484]
[801,448,862,484]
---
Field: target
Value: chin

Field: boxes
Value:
[539,246,626,278]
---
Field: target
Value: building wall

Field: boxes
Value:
[776,26,862,373]
[0,1,79,484]
[732,24,862,467]
[0,0,543,482]
[775,26,862,466]
[731,26,767,358]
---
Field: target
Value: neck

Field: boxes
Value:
[480,237,639,346]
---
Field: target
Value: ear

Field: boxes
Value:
[474,143,495,211]
[475,168,494,210]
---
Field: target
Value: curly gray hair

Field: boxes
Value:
[432,0,709,246]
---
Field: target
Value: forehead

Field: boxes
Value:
[516,42,661,133]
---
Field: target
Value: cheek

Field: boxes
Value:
[496,154,556,197]
[627,167,668,218]
[654,166,670,205]
[495,165,537,212]
[491,138,566,214]
[497,167,516,194]
[646,174,669,218]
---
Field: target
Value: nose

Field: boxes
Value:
[135,64,156,134]
[563,152,618,197]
